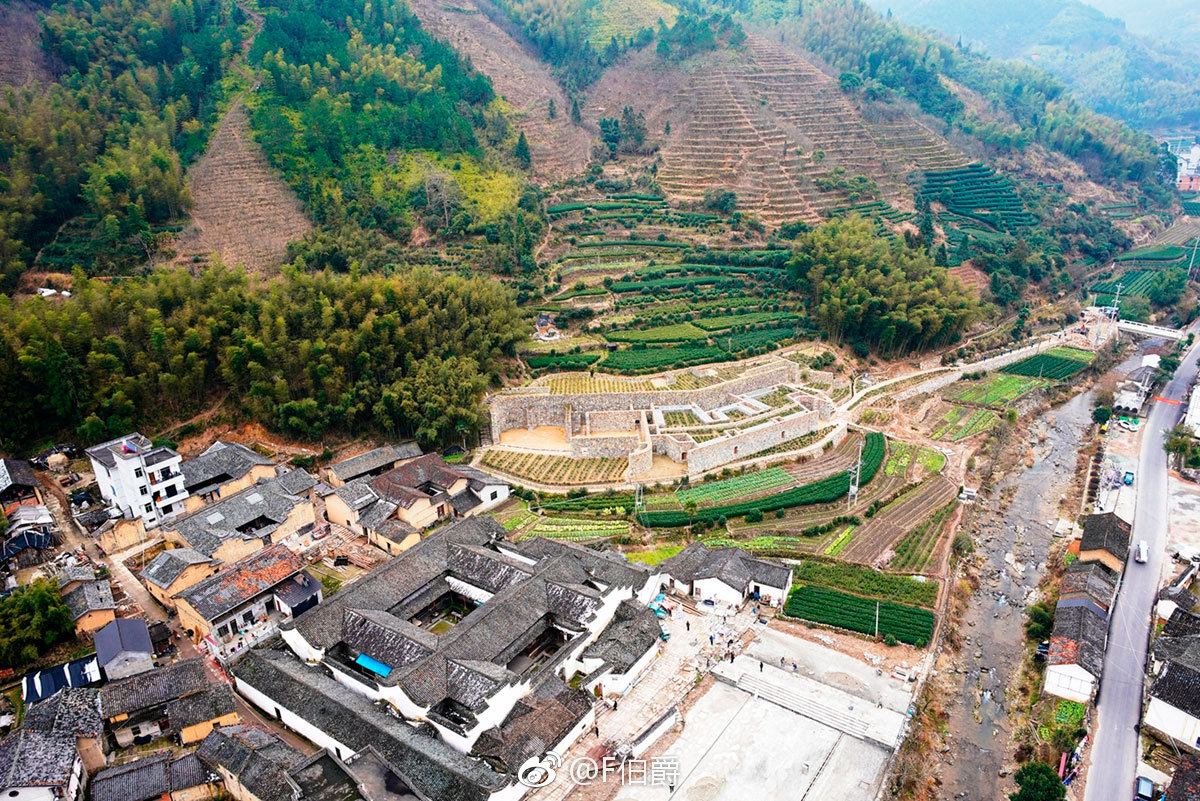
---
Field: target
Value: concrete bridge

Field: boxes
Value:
[1116,320,1185,341]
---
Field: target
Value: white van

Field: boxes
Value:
[1135,540,1149,564]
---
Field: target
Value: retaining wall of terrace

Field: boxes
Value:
[488,361,800,438]
[681,408,822,474]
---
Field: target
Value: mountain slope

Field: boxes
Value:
[866,0,1200,128]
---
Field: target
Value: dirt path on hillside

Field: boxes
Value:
[0,1,55,87]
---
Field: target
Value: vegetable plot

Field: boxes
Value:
[783,585,934,645]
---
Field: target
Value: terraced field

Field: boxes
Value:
[931,405,998,441]
[517,516,631,542]
[1001,347,1093,380]
[655,35,961,225]
[480,450,627,484]
[947,374,1044,406]
[174,103,313,273]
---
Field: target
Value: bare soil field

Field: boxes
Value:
[173,102,313,274]
[0,2,55,86]
[840,476,957,565]
[406,0,590,182]
[948,263,990,296]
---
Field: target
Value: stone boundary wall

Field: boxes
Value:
[627,415,653,478]
[488,362,797,439]
[570,435,641,459]
[682,408,822,474]
[586,409,643,433]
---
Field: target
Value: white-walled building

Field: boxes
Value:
[87,433,188,528]
[234,516,660,801]
[657,542,793,607]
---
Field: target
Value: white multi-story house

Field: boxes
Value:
[86,433,189,528]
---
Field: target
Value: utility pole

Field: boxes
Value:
[875,601,880,639]
[1188,238,1200,282]
[847,438,863,511]
[1112,282,1124,320]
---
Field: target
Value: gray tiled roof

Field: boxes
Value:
[55,565,95,589]
[165,473,313,557]
[182,441,274,495]
[166,683,237,730]
[22,687,102,738]
[94,618,153,667]
[233,650,507,801]
[90,754,170,801]
[285,516,650,710]
[0,729,78,789]
[1080,511,1132,562]
[1152,659,1200,719]
[91,752,215,801]
[0,459,37,494]
[328,444,421,483]
[472,677,592,775]
[1059,560,1118,611]
[63,580,115,620]
[660,543,792,593]
[197,724,305,801]
[100,658,210,718]
[274,571,322,610]
[140,547,213,589]
[583,599,661,673]
[1048,604,1108,677]
[175,544,304,621]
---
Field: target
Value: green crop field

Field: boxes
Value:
[519,516,630,542]
[605,322,709,343]
[1001,347,1093,380]
[601,344,730,372]
[948,374,1044,406]
[794,561,938,607]
[526,353,603,370]
[1091,270,1158,297]
[783,585,935,645]
[1115,244,1187,263]
[638,433,885,526]
[676,468,794,506]
[932,405,998,441]
[920,164,1034,233]
[890,501,956,572]
[692,312,802,331]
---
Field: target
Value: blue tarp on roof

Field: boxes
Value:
[2,531,54,560]
[355,653,391,677]
[21,655,100,703]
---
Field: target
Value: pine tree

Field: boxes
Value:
[570,98,582,124]
[548,98,556,119]
[515,131,531,168]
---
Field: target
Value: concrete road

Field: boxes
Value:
[1086,331,1200,801]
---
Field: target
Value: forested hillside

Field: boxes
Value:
[0,0,243,287]
[0,266,524,451]
[866,0,1200,128]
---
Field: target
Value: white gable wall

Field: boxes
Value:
[1145,696,1200,750]
[1044,663,1095,703]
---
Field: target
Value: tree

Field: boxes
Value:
[1009,762,1066,801]
[547,98,556,119]
[838,71,862,92]
[570,98,582,124]
[1092,406,1112,425]
[1024,601,1053,641]
[703,188,738,214]
[515,131,531,168]
[0,580,75,669]
[619,106,647,152]
[599,117,621,159]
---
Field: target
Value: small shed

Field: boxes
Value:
[94,618,154,681]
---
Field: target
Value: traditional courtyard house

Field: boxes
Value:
[657,542,793,607]
[140,547,219,611]
[1078,511,1133,573]
[174,544,321,663]
[89,753,218,801]
[94,618,154,680]
[99,658,237,747]
[325,455,508,553]
[87,434,189,528]
[0,459,42,508]
[321,444,423,489]
[181,442,277,511]
[62,580,116,636]
[159,471,316,565]
[233,516,661,800]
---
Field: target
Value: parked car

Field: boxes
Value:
[1135,775,1154,800]
[1135,541,1149,564]
[1119,420,1139,432]
[1124,471,1136,485]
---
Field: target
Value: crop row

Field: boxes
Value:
[890,501,956,572]
[794,560,938,607]
[1002,352,1091,380]
[480,450,627,485]
[602,345,730,373]
[1091,270,1159,297]
[676,467,794,506]
[948,374,1042,406]
[638,433,884,526]
[522,516,631,541]
[526,352,603,370]
[783,585,934,645]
